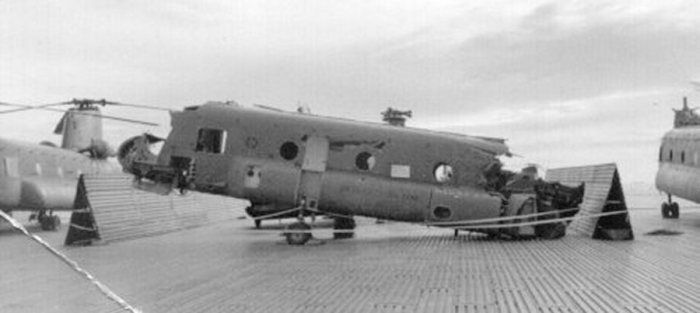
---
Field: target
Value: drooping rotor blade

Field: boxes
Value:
[253,103,286,113]
[96,114,158,126]
[103,101,172,112]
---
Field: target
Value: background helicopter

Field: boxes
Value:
[656,97,700,218]
[118,101,585,245]
[0,98,166,230]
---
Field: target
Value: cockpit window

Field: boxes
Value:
[196,128,226,154]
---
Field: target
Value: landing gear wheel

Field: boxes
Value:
[254,219,262,229]
[661,203,670,218]
[662,202,680,219]
[670,202,680,219]
[39,216,54,231]
[284,222,312,245]
[38,213,60,231]
[333,217,356,239]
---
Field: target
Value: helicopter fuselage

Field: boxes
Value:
[120,102,581,239]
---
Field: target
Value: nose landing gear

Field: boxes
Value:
[662,194,679,219]
[29,210,61,231]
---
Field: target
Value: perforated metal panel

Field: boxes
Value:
[66,173,247,244]
[546,163,632,239]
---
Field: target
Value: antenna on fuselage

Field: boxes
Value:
[381,107,412,127]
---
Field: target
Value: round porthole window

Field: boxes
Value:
[355,152,376,171]
[280,142,299,160]
[434,163,453,182]
[433,206,452,219]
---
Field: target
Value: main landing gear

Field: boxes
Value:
[29,210,61,231]
[333,217,356,240]
[284,221,312,245]
[284,201,312,245]
[662,194,680,219]
[283,216,357,244]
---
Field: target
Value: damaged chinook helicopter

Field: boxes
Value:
[117,101,584,245]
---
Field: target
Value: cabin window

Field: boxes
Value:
[280,142,299,160]
[355,152,376,171]
[682,151,686,164]
[669,149,673,162]
[3,157,18,177]
[196,128,226,154]
[434,163,453,183]
[433,206,452,219]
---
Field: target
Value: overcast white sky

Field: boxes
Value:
[1,0,700,184]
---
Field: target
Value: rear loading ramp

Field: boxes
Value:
[546,163,633,240]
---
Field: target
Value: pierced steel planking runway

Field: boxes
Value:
[2,195,700,313]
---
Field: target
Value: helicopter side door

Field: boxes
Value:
[191,127,229,193]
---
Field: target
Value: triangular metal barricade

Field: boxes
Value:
[65,175,101,245]
[546,163,633,240]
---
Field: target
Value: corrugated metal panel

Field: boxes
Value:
[545,163,620,237]
[68,173,247,244]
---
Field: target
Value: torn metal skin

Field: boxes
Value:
[118,102,584,243]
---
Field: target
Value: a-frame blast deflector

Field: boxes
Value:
[65,175,100,245]
[65,174,244,245]
[546,163,633,240]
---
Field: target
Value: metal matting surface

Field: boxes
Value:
[3,196,700,313]
[546,163,618,236]
[77,173,247,243]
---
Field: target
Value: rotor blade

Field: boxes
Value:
[0,101,159,126]
[98,114,158,126]
[253,103,286,113]
[104,101,172,112]
[0,101,69,114]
